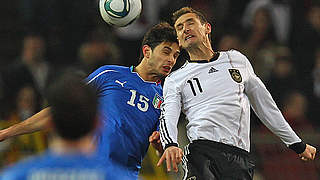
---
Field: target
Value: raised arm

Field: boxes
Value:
[244,57,316,160]
[0,107,51,141]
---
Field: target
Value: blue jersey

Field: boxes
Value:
[86,65,163,177]
[0,150,128,180]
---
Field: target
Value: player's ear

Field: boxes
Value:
[205,23,211,34]
[142,45,151,58]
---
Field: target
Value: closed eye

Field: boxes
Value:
[176,24,183,31]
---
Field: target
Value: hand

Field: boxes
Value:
[157,146,183,172]
[149,131,164,154]
[299,144,316,161]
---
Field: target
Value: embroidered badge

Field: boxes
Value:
[152,93,163,109]
[228,69,242,83]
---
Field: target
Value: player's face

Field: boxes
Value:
[174,13,210,50]
[148,42,180,76]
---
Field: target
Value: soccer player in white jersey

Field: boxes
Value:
[157,7,317,180]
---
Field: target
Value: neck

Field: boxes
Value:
[135,60,161,82]
[188,40,215,61]
[50,134,96,155]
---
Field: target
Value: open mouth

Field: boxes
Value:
[163,66,171,72]
[185,35,194,41]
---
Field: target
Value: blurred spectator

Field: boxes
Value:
[20,35,49,91]
[265,46,300,107]
[282,91,313,132]
[254,91,319,180]
[243,6,277,49]
[14,86,38,120]
[217,33,242,51]
[77,29,122,74]
[242,6,278,77]
[0,86,47,168]
[253,45,278,80]
[242,0,291,44]
[0,34,55,118]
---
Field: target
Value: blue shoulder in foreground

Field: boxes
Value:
[0,150,130,180]
[86,65,163,177]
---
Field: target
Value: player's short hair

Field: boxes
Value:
[46,72,98,140]
[138,22,178,63]
[172,7,208,26]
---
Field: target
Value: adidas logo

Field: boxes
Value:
[208,67,218,73]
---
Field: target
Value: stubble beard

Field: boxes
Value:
[184,40,199,53]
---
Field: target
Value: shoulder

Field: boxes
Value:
[224,49,250,66]
[86,65,128,83]
[225,49,248,60]
[90,65,128,75]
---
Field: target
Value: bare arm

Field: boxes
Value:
[0,107,51,141]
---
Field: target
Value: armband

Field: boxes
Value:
[165,143,178,149]
[289,141,306,154]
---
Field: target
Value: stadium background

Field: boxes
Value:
[0,0,320,179]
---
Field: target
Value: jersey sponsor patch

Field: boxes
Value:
[228,69,242,83]
[152,93,163,109]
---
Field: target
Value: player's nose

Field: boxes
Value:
[168,56,175,65]
[183,25,191,34]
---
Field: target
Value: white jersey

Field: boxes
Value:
[159,50,301,152]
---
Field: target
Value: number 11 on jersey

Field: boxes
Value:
[187,77,203,96]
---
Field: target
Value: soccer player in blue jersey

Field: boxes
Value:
[0,22,180,179]
[1,73,128,180]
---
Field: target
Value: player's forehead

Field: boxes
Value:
[174,13,199,27]
[155,41,180,52]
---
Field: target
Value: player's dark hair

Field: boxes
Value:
[172,7,208,25]
[172,7,211,42]
[138,22,178,63]
[46,72,98,140]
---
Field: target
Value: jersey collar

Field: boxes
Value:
[188,52,220,63]
[130,66,159,85]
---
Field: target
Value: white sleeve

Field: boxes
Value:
[159,76,182,149]
[244,58,302,146]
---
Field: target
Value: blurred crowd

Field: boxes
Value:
[0,0,320,179]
